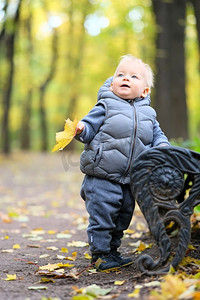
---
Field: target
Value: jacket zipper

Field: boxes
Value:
[124,100,137,176]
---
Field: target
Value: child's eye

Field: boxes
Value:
[132,75,137,79]
[117,73,124,77]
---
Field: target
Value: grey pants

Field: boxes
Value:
[80,175,135,254]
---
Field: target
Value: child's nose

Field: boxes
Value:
[123,75,130,81]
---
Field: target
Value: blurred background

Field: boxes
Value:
[0,0,199,154]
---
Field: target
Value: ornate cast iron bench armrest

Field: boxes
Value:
[130,146,200,275]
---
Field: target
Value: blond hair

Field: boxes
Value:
[115,54,154,89]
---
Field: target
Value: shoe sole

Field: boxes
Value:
[120,261,133,267]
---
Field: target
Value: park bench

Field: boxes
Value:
[130,146,200,275]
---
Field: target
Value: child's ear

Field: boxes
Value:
[110,82,114,91]
[141,87,150,98]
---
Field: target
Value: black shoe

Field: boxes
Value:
[91,253,121,271]
[111,249,133,267]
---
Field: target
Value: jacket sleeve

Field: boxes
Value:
[152,119,170,146]
[75,103,105,144]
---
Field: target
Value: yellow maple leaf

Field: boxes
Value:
[39,263,61,271]
[5,274,17,281]
[52,118,79,152]
[13,244,21,249]
[160,274,186,299]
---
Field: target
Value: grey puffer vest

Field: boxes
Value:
[80,93,156,184]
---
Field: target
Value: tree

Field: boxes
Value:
[152,0,188,140]
[189,0,200,79]
[20,9,33,150]
[39,28,58,151]
[0,0,22,154]
[65,0,92,119]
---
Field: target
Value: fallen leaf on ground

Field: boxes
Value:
[60,247,68,253]
[27,244,41,248]
[13,244,21,249]
[65,252,77,261]
[56,255,66,260]
[46,246,58,251]
[68,241,88,248]
[39,263,62,271]
[4,274,17,281]
[39,254,50,259]
[36,269,78,279]
[72,284,113,299]
[129,240,152,253]
[39,278,55,283]
[28,286,48,290]
[84,253,92,260]
[150,274,187,300]
[114,280,125,285]
[56,233,72,239]
[128,288,141,298]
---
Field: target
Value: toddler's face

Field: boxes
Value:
[110,60,149,100]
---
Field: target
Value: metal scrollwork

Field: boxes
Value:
[130,146,200,275]
[148,165,184,201]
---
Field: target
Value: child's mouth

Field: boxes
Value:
[121,84,130,88]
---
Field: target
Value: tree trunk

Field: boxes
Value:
[66,0,90,119]
[20,10,33,150]
[189,0,200,53]
[189,0,200,75]
[1,0,22,154]
[21,90,32,149]
[152,0,188,140]
[39,29,58,151]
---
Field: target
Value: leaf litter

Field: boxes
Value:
[0,152,200,299]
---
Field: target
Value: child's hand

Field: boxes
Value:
[76,121,85,135]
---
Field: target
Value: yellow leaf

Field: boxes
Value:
[39,263,61,271]
[48,230,57,235]
[67,241,88,248]
[128,288,140,298]
[60,247,68,253]
[114,280,125,285]
[180,256,200,267]
[168,265,176,274]
[125,229,135,234]
[136,222,146,231]
[65,252,77,261]
[52,118,79,152]
[84,252,92,259]
[39,278,55,283]
[131,232,142,239]
[144,281,161,287]
[13,244,21,249]
[4,235,9,240]
[160,274,186,299]
[5,274,17,281]
[56,255,66,260]
[137,241,146,252]
[194,291,200,299]
[58,262,74,268]
[46,246,58,251]
[188,244,196,250]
